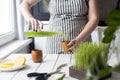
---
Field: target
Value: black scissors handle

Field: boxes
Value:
[27,72,47,77]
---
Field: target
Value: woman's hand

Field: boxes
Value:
[26,17,43,32]
[19,0,42,32]
[67,39,80,51]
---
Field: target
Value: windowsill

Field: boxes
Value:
[0,39,32,59]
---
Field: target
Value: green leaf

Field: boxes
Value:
[106,19,120,27]
[104,26,117,36]
[25,31,58,37]
[25,31,67,40]
[102,34,115,43]
[56,74,66,80]
[102,9,120,44]
[98,67,112,79]
[108,9,120,20]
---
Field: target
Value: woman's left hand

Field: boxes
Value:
[67,39,79,51]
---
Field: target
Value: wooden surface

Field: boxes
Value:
[0,53,77,80]
[0,53,120,80]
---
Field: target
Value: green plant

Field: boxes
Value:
[73,42,110,70]
[102,9,120,43]
[101,0,120,76]
[86,1,120,79]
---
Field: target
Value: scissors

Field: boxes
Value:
[27,64,67,80]
[27,70,60,80]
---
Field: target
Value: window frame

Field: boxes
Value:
[0,0,17,46]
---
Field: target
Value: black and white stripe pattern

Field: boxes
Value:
[43,0,91,54]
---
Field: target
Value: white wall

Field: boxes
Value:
[34,22,49,50]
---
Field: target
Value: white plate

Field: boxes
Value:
[0,60,26,72]
[0,65,26,72]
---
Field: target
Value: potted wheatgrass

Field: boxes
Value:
[71,3,120,79]
[69,42,110,80]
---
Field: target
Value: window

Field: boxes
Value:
[0,0,16,46]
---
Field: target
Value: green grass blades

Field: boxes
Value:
[25,31,67,40]
[56,74,66,80]
[73,42,109,70]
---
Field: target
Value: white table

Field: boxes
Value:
[0,53,77,80]
[0,53,120,80]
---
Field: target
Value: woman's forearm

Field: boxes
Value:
[76,0,99,42]
[19,0,43,31]
[19,0,41,19]
[76,18,99,41]
[19,1,33,19]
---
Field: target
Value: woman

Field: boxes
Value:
[20,0,99,54]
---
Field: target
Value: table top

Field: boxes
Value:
[0,53,120,80]
[0,53,77,80]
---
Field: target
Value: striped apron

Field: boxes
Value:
[43,0,91,54]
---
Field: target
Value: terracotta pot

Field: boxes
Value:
[31,49,43,63]
[61,40,70,53]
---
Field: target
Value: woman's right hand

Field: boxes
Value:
[26,17,43,32]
